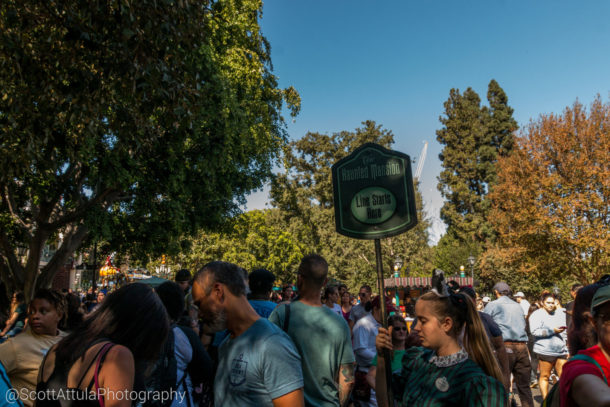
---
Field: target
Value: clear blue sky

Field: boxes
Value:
[246,0,610,244]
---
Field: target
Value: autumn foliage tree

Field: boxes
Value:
[483,98,610,287]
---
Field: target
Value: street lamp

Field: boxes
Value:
[394,257,403,278]
[467,255,476,282]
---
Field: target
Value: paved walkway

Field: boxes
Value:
[511,385,543,407]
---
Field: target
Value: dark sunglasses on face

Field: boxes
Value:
[393,326,407,331]
[359,292,367,296]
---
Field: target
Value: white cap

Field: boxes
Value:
[482,296,491,303]
[515,291,525,298]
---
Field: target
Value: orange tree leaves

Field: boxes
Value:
[483,97,610,289]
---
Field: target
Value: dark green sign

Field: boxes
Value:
[332,143,417,239]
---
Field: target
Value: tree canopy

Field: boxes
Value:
[436,80,517,246]
[171,121,433,292]
[0,0,299,298]
[270,122,433,290]
[482,98,610,287]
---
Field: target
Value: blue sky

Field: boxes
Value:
[246,0,610,244]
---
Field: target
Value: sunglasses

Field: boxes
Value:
[359,292,368,296]
[393,326,407,331]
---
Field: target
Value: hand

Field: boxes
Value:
[554,326,567,333]
[376,327,393,353]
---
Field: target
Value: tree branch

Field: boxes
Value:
[44,187,122,230]
[2,184,32,232]
[38,224,89,289]
[0,229,25,285]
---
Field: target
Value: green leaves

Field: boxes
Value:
[436,80,517,246]
[0,0,299,297]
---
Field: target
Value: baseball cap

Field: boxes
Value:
[482,296,491,303]
[591,285,610,312]
[493,282,512,295]
[371,295,397,313]
[515,291,525,298]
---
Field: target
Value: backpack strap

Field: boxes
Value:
[282,303,291,332]
[571,354,608,384]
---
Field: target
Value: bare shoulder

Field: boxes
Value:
[104,344,134,365]
[99,344,135,383]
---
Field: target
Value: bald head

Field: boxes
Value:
[298,254,328,287]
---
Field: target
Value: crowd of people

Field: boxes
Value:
[0,258,609,407]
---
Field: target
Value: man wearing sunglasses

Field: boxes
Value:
[349,285,373,331]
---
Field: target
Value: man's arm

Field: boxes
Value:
[338,362,355,407]
[272,388,304,407]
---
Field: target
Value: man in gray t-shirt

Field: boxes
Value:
[216,318,303,406]
[192,261,305,406]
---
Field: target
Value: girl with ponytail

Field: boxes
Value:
[374,270,507,407]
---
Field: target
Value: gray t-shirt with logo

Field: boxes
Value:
[215,318,303,406]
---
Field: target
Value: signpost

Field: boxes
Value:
[332,143,418,404]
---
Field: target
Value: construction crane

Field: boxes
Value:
[414,141,428,180]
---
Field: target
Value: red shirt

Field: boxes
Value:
[560,345,610,407]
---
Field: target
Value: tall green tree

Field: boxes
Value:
[436,80,517,247]
[0,0,299,298]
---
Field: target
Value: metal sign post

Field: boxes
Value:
[374,238,393,405]
[331,143,419,405]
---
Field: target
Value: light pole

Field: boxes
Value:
[394,257,403,278]
[393,257,403,314]
[467,255,476,284]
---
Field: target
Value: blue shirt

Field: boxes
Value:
[249,300,277,318]
[215,318,303,406]
[483,296,528,342]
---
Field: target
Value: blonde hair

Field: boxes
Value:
[419,291,504,383]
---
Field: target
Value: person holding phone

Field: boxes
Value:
[529,291,568,398]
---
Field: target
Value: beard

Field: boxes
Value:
[203,308,227,333]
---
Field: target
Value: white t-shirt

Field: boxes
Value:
[519,299,531,316]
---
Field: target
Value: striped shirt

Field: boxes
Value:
[393,347,507,407]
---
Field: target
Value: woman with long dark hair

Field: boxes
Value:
[375,275,506,407]
[529,291,568,398]
[36,283,169,407]
[567,284,600,355]
[340,291,352,323]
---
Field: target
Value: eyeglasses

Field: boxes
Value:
[359,292,368,296]
[393,326,407,331]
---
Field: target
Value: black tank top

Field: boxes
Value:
[36,343,115,407]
